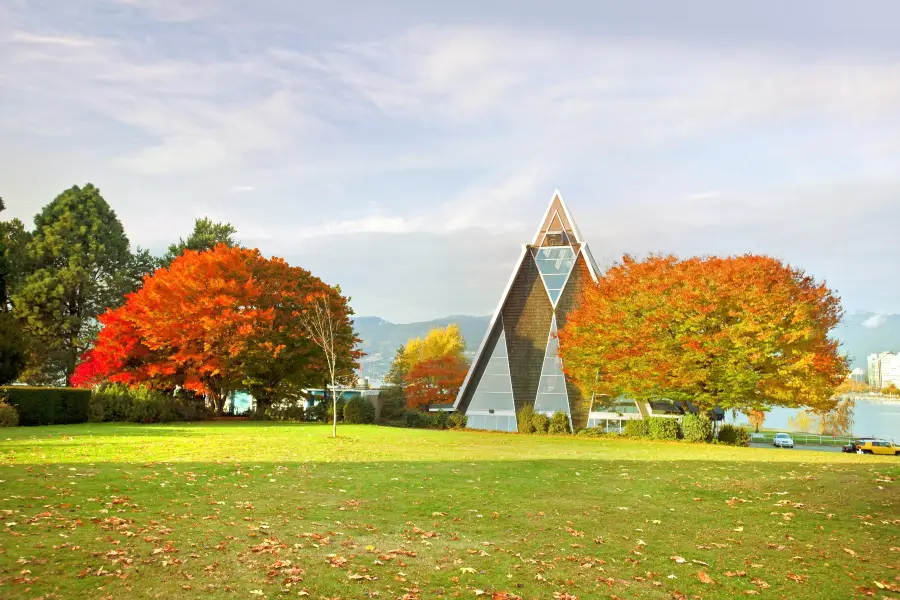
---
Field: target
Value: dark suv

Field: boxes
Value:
[842,438,875,453]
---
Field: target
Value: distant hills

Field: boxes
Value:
[353,315,491,384]
[353,310,899,385]
[834,311,900,369]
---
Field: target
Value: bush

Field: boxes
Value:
[517,404,537,433]
[403,410,424,428]
[648,417,680,440]
[92,384,133,422]
[87,397,105,422]
[0,400,19,427]
[548,411,571,434]
[343,396,376,424]
[266,399,306,422]
[305,400,326,422]
[718,424,751,447]
[531,412,549,434]
[681,413,713,443]
[0,386,90,426]
[90,384,211,424]
[431,410,450,429]
[324,398,346,424]
[624,419,650,438]
[447,411,468,430]
[577,427,618,437]
[378,386,406,421]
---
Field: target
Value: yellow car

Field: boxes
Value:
[855,439,900,455]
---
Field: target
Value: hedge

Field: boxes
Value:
[647,417,680,440]
[681,413,713,443]
[0,386,91,426]
[624,419,650,438]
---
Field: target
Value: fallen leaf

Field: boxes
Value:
[697,571,714,584]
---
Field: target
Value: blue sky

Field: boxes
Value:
[2,0,899,322]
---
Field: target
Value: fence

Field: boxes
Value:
[751,431,857,447]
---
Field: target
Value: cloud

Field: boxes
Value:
[862,313,888,328]
[2,6,900,319]
[10,31,100,47]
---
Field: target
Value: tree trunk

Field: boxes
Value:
[332,384,337,438]
[255,396,270,420]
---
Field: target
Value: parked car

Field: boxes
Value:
[842,438,875,453]
[854,439,900,456]
[773,432,795,448]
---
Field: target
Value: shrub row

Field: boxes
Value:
[516,405,572,434]
[90,384,212,424]
[0,386,91,426]
[623,414,750,446]
[393,409,467,430]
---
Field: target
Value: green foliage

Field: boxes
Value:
[0,313,26,384]
[531,412,549,434]
[266,399,306,422]
[717,424,751,447]
[161,217,238,267]
[447,411,468,430]
[87,396,105,422]
[576,427,611,437]
[517,404,537,433]
[647,417,680,440]
[306,401,327,422]
[624,419,650,438]
[681,413,713,443]
[343,396,376,424]
[325,398,346,424]
[378,386,406,421]
[0,386,90,425]
[548,411,571,434]
[402,409,424,428]
[12,184,136,383]
[90,384,211,423]
[0,400,18,427]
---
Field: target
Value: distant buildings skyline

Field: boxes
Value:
[867,351,900,389]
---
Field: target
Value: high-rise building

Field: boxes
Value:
[880,353,900,389]
[867,354,881,388]
[867,351,900,389]
[453,191,602,431]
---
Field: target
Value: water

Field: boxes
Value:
[726,396,900,441]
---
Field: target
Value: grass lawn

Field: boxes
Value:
[0,423,898,600]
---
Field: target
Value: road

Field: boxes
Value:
[750,442,842,453]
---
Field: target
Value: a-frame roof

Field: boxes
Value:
[453,189,600,412]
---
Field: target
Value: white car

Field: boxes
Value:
[773,433,795,448]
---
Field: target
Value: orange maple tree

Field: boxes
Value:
[557,254,848,414]
[73,244,360,414]
[405,355,469,410]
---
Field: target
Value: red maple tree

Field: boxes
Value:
[72,244,360,415]
[405,355,469,410]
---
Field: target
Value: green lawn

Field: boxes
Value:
[0,423,898,600]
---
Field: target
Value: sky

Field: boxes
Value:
[2,0,899,323]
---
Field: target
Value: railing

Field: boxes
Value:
[750,431,861,447]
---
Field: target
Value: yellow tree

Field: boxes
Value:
[387,324,466,385]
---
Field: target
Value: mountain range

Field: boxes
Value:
[353,310,900,385]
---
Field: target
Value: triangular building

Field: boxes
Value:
[454,191,601,431]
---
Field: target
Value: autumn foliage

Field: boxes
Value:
[558,254,848,414]
[72,244,360,414]
[405,355,469,409]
